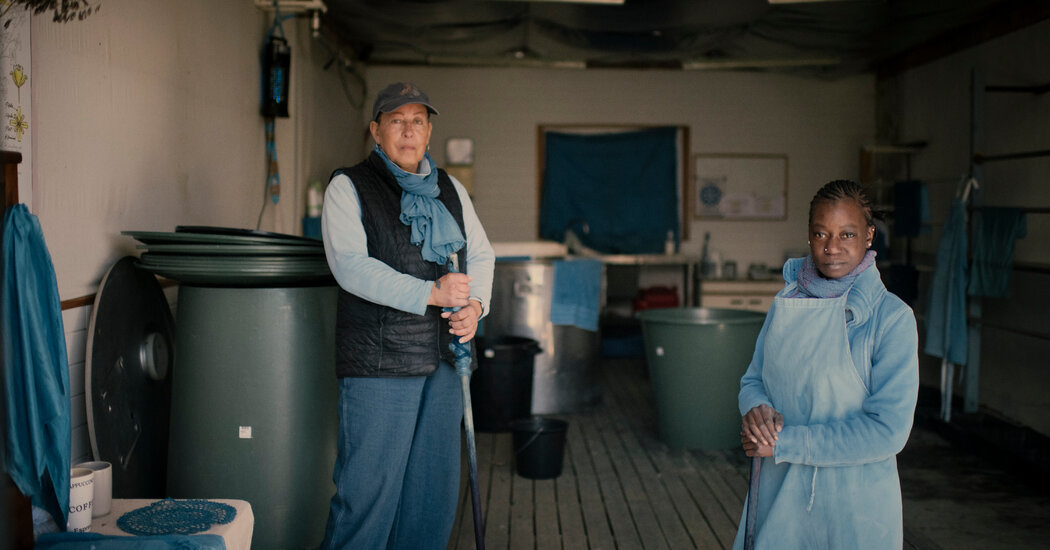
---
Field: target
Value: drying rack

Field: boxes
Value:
[955,69,1050,417]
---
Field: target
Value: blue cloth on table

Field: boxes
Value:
[2,204,71,527]
[893,180,931,237]
[923,199,968,365]
[551,258,602,332]
[968,207,1026,297]
[34,532,226,549]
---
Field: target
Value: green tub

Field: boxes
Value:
[639,307,765,450]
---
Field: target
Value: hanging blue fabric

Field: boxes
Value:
[967,207,1026,297]
[550,258,603,332]
[2,204,71,527]
[539,127,679,254]
[923,199,968,365]
[893,180,931,237]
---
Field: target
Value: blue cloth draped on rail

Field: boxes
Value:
[539,127,679,254]
[2,204,71,527]
[968,207,1026,297]
[923,199,968,365]
[551,258,603,332]
[893,180,931,237]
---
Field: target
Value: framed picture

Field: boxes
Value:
[692,153,788,220]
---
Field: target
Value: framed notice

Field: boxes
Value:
[692,153,787,220]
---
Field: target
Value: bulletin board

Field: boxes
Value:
[692,153,788,220]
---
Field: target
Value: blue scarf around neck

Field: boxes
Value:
[375,144,465,265]
[795,250,876,298]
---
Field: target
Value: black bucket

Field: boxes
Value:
[509,416,568,480]
[470,336,541,432]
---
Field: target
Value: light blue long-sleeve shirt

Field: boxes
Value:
[738,258,919,467]
[320,163,494,318]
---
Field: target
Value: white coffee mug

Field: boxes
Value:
[68,467,94,532]
[74,461,112,517]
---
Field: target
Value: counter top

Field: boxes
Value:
[598,254,702,265]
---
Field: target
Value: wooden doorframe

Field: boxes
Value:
[1,149,32,549]
[1,150,21,209]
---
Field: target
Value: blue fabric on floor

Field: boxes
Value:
[893,180,931,237]
[2,204,71,528]
[968,207,1026,297]
[551,258,603,332]
[34,532,226,549]
[923,199,968,365]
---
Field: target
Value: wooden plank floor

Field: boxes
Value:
[448,355,1050,549]
[448,358,749,550]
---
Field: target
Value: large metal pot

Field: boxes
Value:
[484,259,601,414]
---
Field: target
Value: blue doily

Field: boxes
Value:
[116,498,236,536]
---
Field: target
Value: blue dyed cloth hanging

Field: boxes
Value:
[539,127,679,254]
[551,258,603,332]
[923,199,968,365]
[968,207,1026,297]
[2,204,71,527]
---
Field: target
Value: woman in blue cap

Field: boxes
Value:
[734,180,919,549]
[319,82,494,550]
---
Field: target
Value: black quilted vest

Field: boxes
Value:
[331,152,475,378]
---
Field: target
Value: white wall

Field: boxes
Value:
[365,66,876,273]
[887,19,1050,434]
[28,0,362,464]
[32,0,361,301]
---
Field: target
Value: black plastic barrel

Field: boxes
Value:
[509,416,568,479]
[470,336,540,432]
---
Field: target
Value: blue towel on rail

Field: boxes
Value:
[551,258,602,332]
[968,207,1026,297]
[893,180,931,237]
[2,204,71,528]
[923,200,968,365]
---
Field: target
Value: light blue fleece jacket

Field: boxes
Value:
[734,258,919,550]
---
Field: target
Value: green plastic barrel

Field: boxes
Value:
[639,307,765,450]
[167,285,337,549]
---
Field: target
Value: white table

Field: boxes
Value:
[90,498,254,550]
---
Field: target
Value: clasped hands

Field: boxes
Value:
[741,404,784,458]
[429,272,481,343]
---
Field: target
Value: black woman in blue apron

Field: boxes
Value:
[734,180,919,550]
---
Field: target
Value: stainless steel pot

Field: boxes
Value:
[484,259,601,414]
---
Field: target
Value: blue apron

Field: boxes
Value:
[733,290,902,549]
